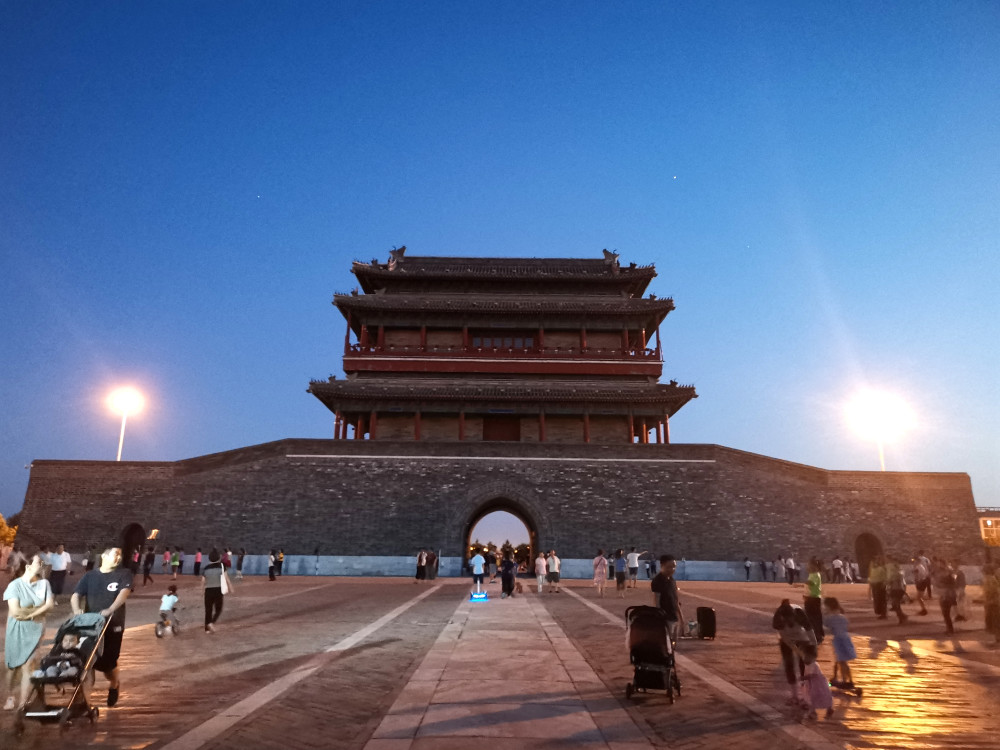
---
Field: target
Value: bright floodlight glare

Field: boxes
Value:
[107,387,145,416]
[845,389,916,443]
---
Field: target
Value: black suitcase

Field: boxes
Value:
[696,606,716,639]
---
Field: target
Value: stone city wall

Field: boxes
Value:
[17,439,983,573]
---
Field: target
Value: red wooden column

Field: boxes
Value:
[369,411,378,440]
[462,326,469,350]
[623,328,630,354]
[628,411,635,442]
[656,420,663,444]
[458,411,465,441]
[641,419,648,444]
[583,412,591,443]
[360,324,369,348]
[655,324,662,358]
[344,312,353,354]
[580,327,588,352]
[538,327,545,350]
[664,414,671,444]
[354,416,362,440]
[420,325,427,351]
[539,411,546,442]
[333,413,341,439]
[376,325,385,351]
[640,328,647,350]
[414,411,422,441]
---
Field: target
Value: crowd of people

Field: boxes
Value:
[772,550,1000,720]
[5,539,1000,720]
[2,541,240,713]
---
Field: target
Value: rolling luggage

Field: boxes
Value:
[696,606,716,639]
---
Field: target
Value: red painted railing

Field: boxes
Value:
[345,344,659,360]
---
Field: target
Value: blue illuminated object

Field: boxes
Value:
[470,590,488,601]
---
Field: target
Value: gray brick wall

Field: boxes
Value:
[18,440,982,564]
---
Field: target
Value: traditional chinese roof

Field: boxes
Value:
[308,377,697,417]
[334,293,674,331]
[351,251,657,296]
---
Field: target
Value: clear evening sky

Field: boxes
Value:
[2,3,998,538]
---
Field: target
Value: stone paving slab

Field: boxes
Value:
[2,575,998,749]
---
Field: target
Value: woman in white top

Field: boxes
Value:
[4,554,55,710]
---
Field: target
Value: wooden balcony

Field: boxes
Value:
[342,344,662,376]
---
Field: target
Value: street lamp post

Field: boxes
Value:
[107,387,145,461]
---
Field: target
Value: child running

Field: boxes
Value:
[823,596,858,690]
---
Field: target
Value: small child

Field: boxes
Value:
[799,653,834,719]
[823,596,858,688]
[32,633,85,680]
[160,585,179,618]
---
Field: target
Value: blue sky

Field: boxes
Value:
[2,2,998,541]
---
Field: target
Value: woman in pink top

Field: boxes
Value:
[593,549,608,598]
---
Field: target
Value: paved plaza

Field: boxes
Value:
[2,574,998,749]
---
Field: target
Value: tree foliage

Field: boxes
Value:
[0,513,16,546]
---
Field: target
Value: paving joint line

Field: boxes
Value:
[680,589,1000,676]
[155,582,445,750]
[561,587,844,750]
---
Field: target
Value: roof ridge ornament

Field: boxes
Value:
[388,245,407,270]
[602,248,620,274]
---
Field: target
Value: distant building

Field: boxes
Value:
[18,249,984,577]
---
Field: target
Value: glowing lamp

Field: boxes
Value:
[845,389,916,471]
[107,386,145,461]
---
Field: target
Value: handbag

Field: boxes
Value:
[220,564,231,595]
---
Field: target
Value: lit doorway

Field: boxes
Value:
[465,506,535,573]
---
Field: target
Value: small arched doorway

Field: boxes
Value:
[120,523,146,574]
[854,532,883,577]
[463,499,537,574]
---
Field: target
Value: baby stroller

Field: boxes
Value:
[15,612,109,733]
[624,605,681,703]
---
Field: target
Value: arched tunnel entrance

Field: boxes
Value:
[463,499,537,574]
[854,532,884,577]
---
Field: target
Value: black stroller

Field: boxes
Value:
[15,612,110,733]
[624,605,681,702]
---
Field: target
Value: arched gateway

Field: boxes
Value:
[16,251,984,573]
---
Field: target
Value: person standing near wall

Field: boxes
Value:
[546,550,561,593]
[415,548,427,583]
[982,563,1000,647]
[236,548,246,580]
[953,561,968,622]
[426,549,438,581]
[49,544,72,597]
[626,547,641,589]
[785,554,796,585]
[593,549,608,598]
[201,550,226,633]
[142,546,156,587]
[869,555,888,619]
[614,549,627,598]
[534,551,547,594]
[194,549,202,576]
[803,559,825,642]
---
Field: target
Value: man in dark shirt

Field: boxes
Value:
[71,547,132,707]
[650,554,682,640]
